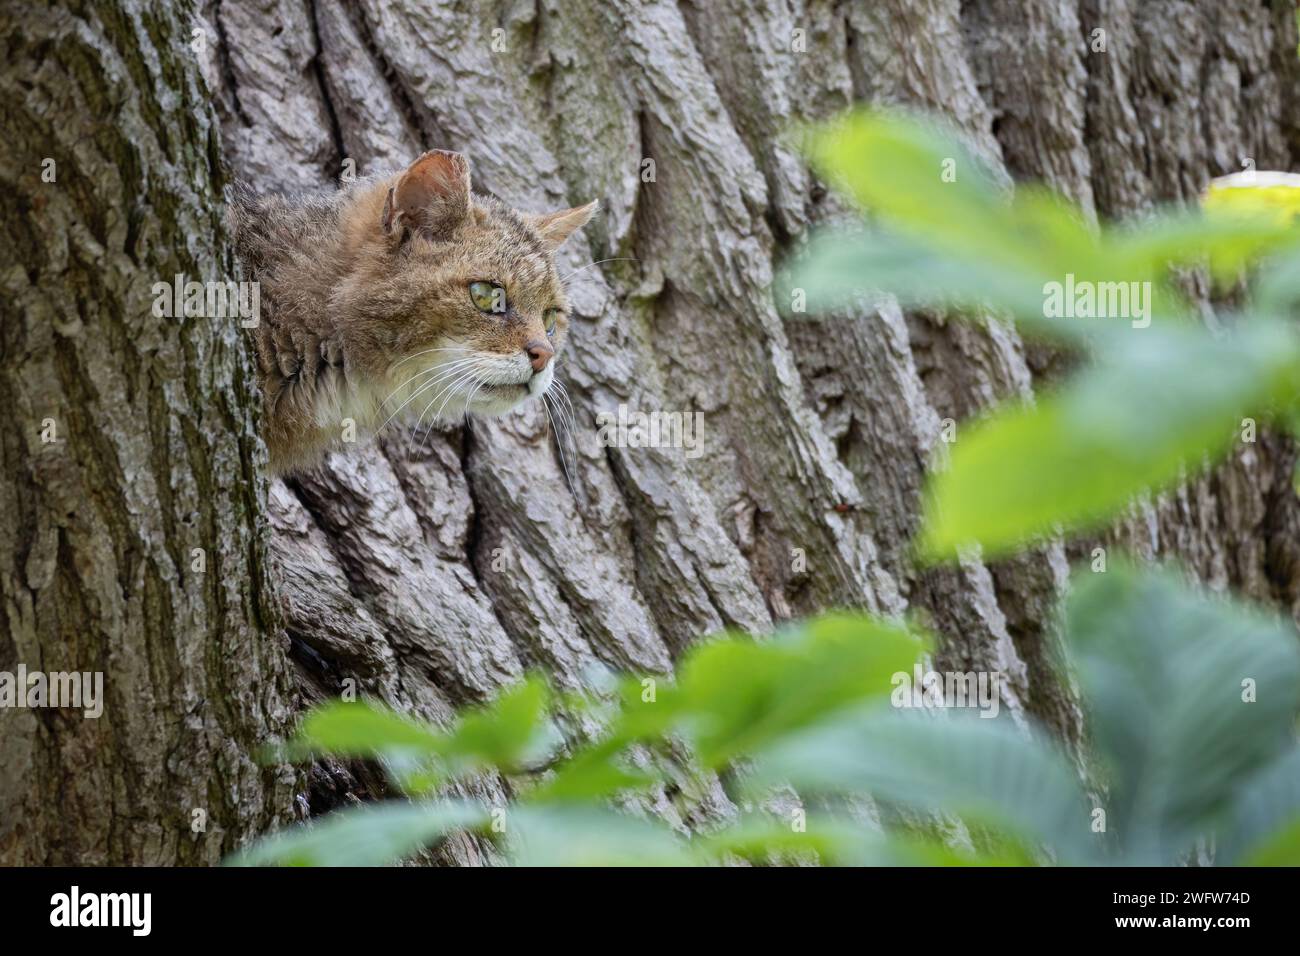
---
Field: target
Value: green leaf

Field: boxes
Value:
[442,675,557,773]
[499,805,693,866]
[668,614,926,767]
[855,836,1034,867]
[280,678,558,795]
[690,816,1022,866]
[748,707,1096,863]
[782,228,1067,337]
[1254,245,1300,313]
[798,113,1087,329]
[1239,817,1300,866]
[802,110,1005,243]
[1109,208,1300,286]
[529,738,657,802]
[540,614,923,801]
[1223,748,1300,865]
[796,111,1206,332]
[227,800,485,867]
[284,700,445,760]
[690,816,870,865]
[1067,567,1300,864]
[918,320,1300,561]
[794,110,1300,344]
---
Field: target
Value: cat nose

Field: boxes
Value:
[525,338,554,373]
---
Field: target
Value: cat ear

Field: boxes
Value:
[382,150,471,237]
[527,200,599,251]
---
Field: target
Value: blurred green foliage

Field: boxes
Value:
[232,567,1300,867]
[232,112,1300,868]
[788,110,1300,561]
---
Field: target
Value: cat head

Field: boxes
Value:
[352,150,596,420]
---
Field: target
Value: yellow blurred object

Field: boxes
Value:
[1203,170,1300,226]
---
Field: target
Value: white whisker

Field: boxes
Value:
[414,365,483,450]
[377,363,442,409]
[375,358,482,433]
[551,382,581,470]
[392,346,472,370]
[541,391,577,496]
[552,379,579,433]
[560,257,640,282]
[429,367,481,433]
[460,379,484,425]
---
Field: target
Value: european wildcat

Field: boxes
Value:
[231,149,597,473]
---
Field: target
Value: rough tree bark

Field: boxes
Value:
[4,0,1298,866]
[0,0,296,864]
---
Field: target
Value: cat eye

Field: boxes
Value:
[468,281,506,313]
[544,308,562,336]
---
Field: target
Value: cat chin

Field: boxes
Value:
[467,383,532,416]
[466,364,553,416]
[526,364,554,397]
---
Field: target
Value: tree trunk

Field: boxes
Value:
[0,0,296,864]
[197,0,1300,862]
[6,0,1298,866]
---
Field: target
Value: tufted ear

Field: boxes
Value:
[526,200,599,251]
[382,150,471,238]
